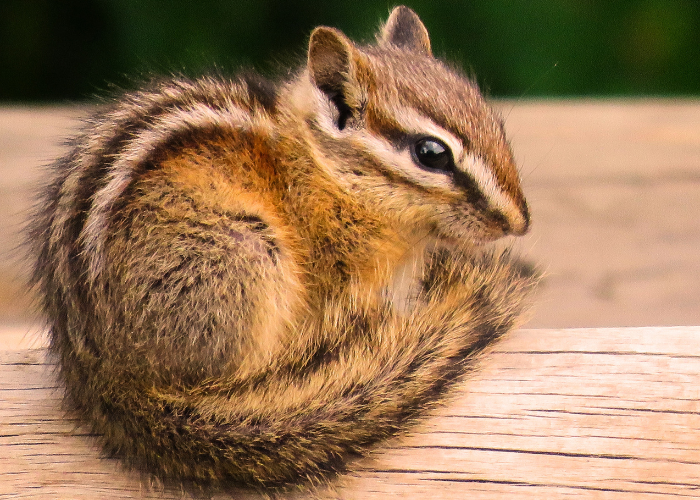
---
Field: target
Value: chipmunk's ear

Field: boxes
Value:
[380,6,432,56]
[308,27,361,130]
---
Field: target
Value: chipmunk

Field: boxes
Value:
[29,6,536,489]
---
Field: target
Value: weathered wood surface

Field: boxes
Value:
[2,101,700,329]
[2,326,699,499]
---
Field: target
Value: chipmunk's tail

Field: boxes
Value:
[54,249,537,487]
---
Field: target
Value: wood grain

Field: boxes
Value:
[2,326,699,499]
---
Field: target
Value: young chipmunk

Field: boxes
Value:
[30,6,536,488]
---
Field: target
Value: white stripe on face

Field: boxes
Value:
[309,88,527,233]
[389,107,527,231]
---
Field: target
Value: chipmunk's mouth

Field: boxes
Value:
[433,213,519,247]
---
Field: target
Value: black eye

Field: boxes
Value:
[413,137,454,172]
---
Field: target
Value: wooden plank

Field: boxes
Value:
[2,326,699,499]
[0,106,86,325]
[500,100,700,329]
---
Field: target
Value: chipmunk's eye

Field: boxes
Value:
[413,137,454,172]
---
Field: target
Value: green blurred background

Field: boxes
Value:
[2,0,699,102]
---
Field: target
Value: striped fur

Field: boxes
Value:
[29,6,537,490]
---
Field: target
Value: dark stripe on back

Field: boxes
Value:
[64,75,275,269]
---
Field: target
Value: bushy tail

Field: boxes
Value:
[69,249,537,487]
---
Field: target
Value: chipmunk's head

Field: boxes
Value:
[301,5,529,244]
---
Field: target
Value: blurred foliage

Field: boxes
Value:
[1,0,699,101]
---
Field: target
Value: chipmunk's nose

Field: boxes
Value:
[508,204,530,236]
[494,203,530,236]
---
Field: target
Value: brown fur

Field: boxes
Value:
[28,6,537,490]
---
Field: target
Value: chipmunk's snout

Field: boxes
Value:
[504,204,530,236]
[489,203,529,237]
